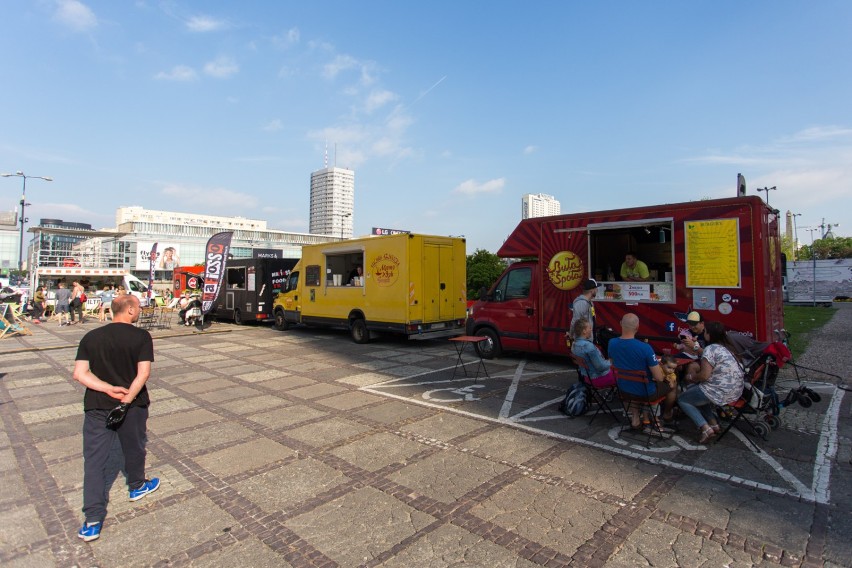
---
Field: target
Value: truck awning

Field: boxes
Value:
[36,268,130,277]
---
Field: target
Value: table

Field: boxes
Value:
[449,335,490,382]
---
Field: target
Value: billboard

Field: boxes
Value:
[136,242,181,270]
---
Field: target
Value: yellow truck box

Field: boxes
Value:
[273,233,467,342]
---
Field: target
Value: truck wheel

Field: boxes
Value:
[351,318,370,344]
[474,328,502,359]
[233,309,243,325]
[274,309,289,331]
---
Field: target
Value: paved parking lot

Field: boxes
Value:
[1,307,850,567]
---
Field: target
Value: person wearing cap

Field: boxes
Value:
[620,252,650,282]
[679,311,706,357]
[569,279,599,340]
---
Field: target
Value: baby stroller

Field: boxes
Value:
[720,341,819,441]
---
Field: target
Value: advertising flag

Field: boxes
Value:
[148,242,158,304]
[201,231,233,314]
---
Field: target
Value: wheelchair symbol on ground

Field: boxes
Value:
[422,384,485,402]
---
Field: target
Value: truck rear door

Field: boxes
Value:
[424,242,456,321]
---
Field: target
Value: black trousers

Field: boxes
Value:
[82,406,148,524]
[70,300,83,321]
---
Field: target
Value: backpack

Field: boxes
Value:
[559,382,588,417]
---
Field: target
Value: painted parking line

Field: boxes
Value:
[362,360,843,505]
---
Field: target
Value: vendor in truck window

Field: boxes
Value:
[620,252,650,282]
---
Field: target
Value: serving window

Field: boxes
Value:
[587,218,675,303]
[324,250,365,287]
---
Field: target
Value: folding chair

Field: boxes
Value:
[0,304,32,338]
[137,307,158,330]
[615,367,671,446]
[569,353,621,425]
[715,356,772,451]
[157,307,175,329]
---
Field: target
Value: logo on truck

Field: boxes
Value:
[546,251,584,291]
[370,252,400,287]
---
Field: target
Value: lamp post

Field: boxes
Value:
[806,227,819,307]
[756,186,776,206]
[792,213,801,260]
[1,171,53,271]
[340,212,351,239]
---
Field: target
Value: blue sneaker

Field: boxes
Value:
[128,478,160,502]
[78,521,102,542]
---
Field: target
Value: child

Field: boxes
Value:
[660,354,679,389]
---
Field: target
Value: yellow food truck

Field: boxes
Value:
[272,233,467,343]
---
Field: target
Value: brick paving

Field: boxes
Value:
[0,306,850,567]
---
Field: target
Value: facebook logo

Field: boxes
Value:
[666,321,676,332]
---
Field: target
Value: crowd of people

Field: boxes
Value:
[571,304,749,444]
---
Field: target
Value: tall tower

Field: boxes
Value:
[309,167,355,237]
[521,193,561,219]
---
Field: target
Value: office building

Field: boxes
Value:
[0,210,18,272]
[522,193,561,219]
[309,167,354,238]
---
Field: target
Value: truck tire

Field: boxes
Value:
[274,309,289,331]
[233,309,243,325]
[351,318,370,344]
[474,328,502,359]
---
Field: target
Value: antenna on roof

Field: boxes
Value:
[324,141,328,168]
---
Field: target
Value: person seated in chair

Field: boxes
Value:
[608,313,676,430]
[570,318,615,388]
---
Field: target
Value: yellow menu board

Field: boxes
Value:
[685,218,740,288]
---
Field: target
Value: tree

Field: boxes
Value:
[466,249,507,300]
[797,235,852,260]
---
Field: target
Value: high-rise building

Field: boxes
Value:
[0,210,18,271]
[310,167,354,238]
[521,193,561,219]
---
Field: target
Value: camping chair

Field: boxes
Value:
[715,354,776,452]
[614,367,671,446]
[0,304,32,339]
[84,297,102,317]
[569,353,621,425]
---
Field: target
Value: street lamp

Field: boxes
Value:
[756,186,776,206]
[1,171,53,271]
[340,212,352,239]
[806,227,819,307]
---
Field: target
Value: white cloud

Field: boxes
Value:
[262,119,283,132]
[186,15,227,32]
[54,0,97,32]
[203,57,239,79]
[323,54,358,79]
[454,178,506,195]
[272,27,300,48]
[523,145,538,155]
[160,183,258,210]
[154,65,197,81]
[365,89,397,113]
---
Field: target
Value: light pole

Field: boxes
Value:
[340,212,351,239]
[756,186,776,206]
[806,227,819,307]
[1,171,53,271]
[792,213,801,260]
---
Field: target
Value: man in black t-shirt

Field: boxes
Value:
[73,294,159,542]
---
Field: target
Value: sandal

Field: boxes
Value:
[698,425,716,444]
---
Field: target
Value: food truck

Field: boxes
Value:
[466,196,784,357]
[273,233,467,343]
[212,258,298,324]
[173,265,205,293]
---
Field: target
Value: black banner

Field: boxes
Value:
[148,242,158,305]
[201,232,233,314]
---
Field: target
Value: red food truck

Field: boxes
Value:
[466,196,784,358]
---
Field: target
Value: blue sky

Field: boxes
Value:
[2,1,850,253]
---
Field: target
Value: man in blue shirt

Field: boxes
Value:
[608,313,676,429]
